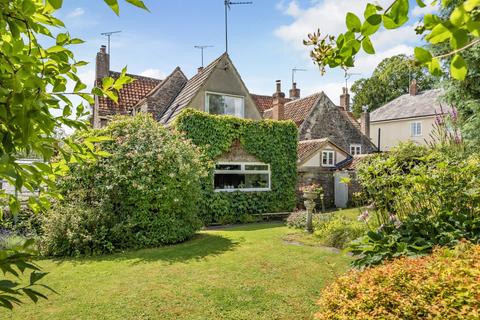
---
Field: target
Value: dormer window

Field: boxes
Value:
[321,150,335,167]
[206,92,245,118]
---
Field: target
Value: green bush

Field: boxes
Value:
[286,211,325,229]
[0,208,42,237]
[352,142,480,267]
[316,243,480,320]
[314,214,366,249]
[41,114,207,256]
[174,109,298,224]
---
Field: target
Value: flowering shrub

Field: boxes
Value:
[314,214,367,249]
[315,243,480,320]
[300,184,323,194]
[286,211,323,229]
[353,142,480,267]
[41,114,207,256]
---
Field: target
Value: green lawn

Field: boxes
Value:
[3,223,351,320]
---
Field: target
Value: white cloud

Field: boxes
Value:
[140,69,166,79]
[274,0,416,76]
[412,3,439,17]
[302,81,346,102]
[67,7,85,19]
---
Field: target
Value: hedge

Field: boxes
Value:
[174,109,298,224]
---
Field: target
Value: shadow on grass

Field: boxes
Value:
[50,233,239,266]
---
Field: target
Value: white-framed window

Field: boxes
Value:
[411,121,422,137]
[321,150,335,167]
[350,144,362,155]
[214,162,270,192]
[205,92,245,118]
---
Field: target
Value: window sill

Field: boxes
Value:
[214,188,271,193]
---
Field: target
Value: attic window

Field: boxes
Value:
[214,162,270,192]
[321,150,335,167]
[206,92,245,118]
[350,144,362,155]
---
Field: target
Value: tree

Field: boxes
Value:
[0,0,148,309]
[304,0,480,80]
[429,0,480,149]
[351,55,437,116]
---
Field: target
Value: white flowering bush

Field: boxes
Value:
[41,114,208,256]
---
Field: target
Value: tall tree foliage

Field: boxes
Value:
[351,55,437,116]
[0,0,147,309]
[430,0,480,149]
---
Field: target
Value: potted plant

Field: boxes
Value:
[301,184,322,200]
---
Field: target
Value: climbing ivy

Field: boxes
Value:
[174,109,298,224]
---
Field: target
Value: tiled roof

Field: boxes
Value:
[251,94,274,112]
[160,54,225,124]
[340,109,361,130]
[264,92,323,126]
[297,138,329,163]
[250,94,292,113]
[96,71,162,116]
[370,89,447,122]
[337,154,371,170]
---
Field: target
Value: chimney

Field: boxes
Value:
[340,87,350,111]
[289,82,301,100]
[409,79,418,96]
[95,45,110,80]
[272,80,286,120]
[360,106,370,137]
[197,66,204,73]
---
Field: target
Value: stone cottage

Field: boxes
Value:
[254,84,376,207]
[92,45,375,209]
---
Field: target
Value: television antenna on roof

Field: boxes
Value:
[344,71,361,91]
[292,67,307,86]
[194,45,214,68]
[224,1,253,53]
[100,30,122,55]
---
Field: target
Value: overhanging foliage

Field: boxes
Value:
[174,109,298,224]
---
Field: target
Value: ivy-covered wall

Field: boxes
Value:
[174,109,298,224]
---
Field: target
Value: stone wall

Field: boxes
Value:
[147,68,187,121]
[297,168,334,210]
[299,94,376,154]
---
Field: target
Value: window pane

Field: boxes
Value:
[207,93,244,117]
[208,94,225,115]
[244,173,269,189]
[245,164,269,171]
[214,173,245,190]
[215,164,241,170]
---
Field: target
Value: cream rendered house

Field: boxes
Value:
[369,81,450,151]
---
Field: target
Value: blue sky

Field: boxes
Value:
[57,0,436,101]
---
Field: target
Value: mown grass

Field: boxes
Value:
[4,223,351,320]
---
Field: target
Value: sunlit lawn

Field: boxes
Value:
[4,223,352,320]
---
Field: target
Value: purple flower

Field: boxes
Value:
[435,113,444,126]
[450,107,458,122]
[357,210,370,222]
[389,214,403,229]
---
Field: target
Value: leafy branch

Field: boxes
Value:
[305,0,480,80]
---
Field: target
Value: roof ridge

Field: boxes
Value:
[298,138,329,143]
[109,71,162,82]
[135,67,185,107]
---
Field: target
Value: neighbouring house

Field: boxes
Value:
[369,80,450,151]
[257,83,376,207]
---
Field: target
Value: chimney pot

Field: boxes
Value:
[361,107,370,138]
[340,87,350,111]
[96,45,110,80]
[409,79,418,96]
[289,82,301,100]
[197,66,204,73]
[272,80,285,120]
